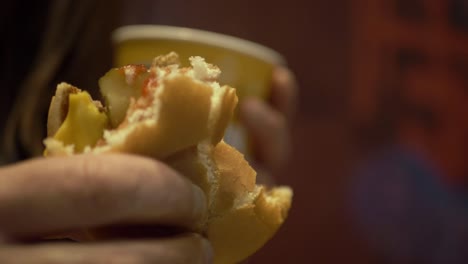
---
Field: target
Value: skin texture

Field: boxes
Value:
[0,66,297,263]
[240,67,298,181]
[0,154,212,264]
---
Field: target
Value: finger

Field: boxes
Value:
[0,154,207,238]
[67,224,189,242]
[270,66,298,120]
[240,98,291,172]
[0,233,213,264]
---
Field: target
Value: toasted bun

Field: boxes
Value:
[47,83,81,137]
[44,52,292,263]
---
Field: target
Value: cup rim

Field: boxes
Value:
[112,25,286,65]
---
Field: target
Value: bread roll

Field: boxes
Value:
[44,52,292,264]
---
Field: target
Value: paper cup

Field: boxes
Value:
[112,25,286,156]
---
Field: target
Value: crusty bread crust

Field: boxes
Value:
[47,83,80,137]
[207,141,292,264]
[44,53,292,264]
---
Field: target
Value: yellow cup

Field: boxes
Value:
[112,25,286,156]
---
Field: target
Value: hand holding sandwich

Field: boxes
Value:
[0,53,294,264]
[0,154,213,263]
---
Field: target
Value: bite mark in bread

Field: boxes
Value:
[44,52,292,264]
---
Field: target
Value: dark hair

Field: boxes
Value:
[1,0,122,163]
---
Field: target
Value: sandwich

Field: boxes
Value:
[43,52,292,264]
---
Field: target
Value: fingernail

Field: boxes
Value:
[275,66,295,86]
[191,184,207,227]
[201,238,214,264]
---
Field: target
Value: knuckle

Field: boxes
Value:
[282,68,299,93]
[60,154,184,222]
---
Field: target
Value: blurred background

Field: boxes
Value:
[123,0,360,263]
[2,0,467,263]
[122,0,468,263]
